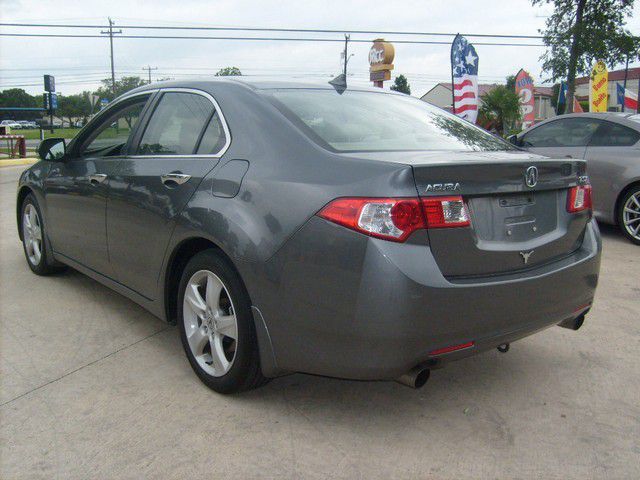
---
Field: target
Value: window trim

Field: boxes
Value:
[129,87,231,159]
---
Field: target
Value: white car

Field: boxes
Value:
[0,120,22,129]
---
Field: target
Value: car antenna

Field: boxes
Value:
[329,73,347,94]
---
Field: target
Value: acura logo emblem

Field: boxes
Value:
[525,166,538,188]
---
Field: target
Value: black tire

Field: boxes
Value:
[617,185,640,246]
[20,194,65,275]
[177,249,269,394]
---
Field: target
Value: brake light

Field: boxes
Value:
[317,196,470,242]
[567,185,592,213]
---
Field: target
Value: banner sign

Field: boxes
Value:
[515,69,535,128]
[589,61,608,112]
[451,34,479,123]
[369,39,394,85]
[616,83,638,112]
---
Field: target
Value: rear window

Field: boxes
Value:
[267,89,513,152]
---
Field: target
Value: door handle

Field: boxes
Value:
[89,174,108,185]
[161,173,191,186]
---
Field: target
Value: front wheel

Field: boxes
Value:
[618,186,640,245]
[21,194,64,275]
[177,249,269,394]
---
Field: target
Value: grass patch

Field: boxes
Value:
[8,128,81,140]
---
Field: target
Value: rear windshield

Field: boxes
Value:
[267,89,513,152]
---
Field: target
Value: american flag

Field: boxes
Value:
[451,34,479,123]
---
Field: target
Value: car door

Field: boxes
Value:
[519,117,602,159]
[584,120,640,222]
[107,88,229,299]
[44,93,152,276]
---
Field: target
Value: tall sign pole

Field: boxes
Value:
[101,18,122,96]
[369,39,394,88]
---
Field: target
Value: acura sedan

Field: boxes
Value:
[511,112,640,244]
[17,79,601,393]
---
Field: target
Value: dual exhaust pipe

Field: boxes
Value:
[397,314,586,389]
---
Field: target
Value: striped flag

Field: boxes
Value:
[451,34,479,123]
[617,83,638,111]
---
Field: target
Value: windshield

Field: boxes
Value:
[267,89,513,152]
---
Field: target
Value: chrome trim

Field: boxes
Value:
[128,87,232,159]
[88,174,108,184]
[161,173,192,186]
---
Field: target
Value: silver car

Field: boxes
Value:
[512,113,640,244]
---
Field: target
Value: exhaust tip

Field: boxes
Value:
[558,314,585,331]
[396,366,431,389]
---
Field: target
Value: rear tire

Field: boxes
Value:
[20,194,65,275]
[618,186,640,245]
[177,249,269,394]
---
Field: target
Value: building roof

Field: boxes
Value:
[421,82,554,100]
[575,67,640,85]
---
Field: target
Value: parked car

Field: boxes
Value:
[510,113,640,244]
[17,79,601,393]
[0,119,21,129]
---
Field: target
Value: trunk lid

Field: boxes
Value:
[410,151,588,278]
[345,149,589,278]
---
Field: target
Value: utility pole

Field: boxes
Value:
[342,34,353,77]
[143,65,158,84]
[100,18,122,97]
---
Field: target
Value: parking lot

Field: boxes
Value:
[0,164,638,479]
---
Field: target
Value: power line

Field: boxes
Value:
[100,17,122,94]
[0,32,543,47]
[0,21,545,39]
[142,65,158,83]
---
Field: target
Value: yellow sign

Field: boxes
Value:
[369,39,394,83]
[590,61,608,112]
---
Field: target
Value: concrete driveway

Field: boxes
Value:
[1,165,639,479]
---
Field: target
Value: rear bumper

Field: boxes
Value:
[247,218,601,380]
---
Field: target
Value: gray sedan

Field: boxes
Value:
[17,79,601,393]
[511,113,640,244]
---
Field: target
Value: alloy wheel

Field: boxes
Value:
[23,204,43,265]
[623,191,640,241]
[182,270,238,377]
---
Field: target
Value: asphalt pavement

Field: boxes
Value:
[1,164,639,479]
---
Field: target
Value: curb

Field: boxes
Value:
[0,158,38,167]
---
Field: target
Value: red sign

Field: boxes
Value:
[515,69,535,129]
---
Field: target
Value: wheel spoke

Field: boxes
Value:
[205,274,223,312]
[29,207,37,228]
[185,284,207,317]
[33,226,42,240]
[216,315,237,339]
[631,195,640,209]
[624,206,640,215]
[23,213,32,230]
[187,327,209,355]
[210,334,229,373]
[625,217,640,225]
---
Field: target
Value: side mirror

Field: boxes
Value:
[507,134,519,146]
[38,138,66,161]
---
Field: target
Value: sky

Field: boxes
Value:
[1,0,639,98]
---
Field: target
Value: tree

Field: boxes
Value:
[532,0,639,113]
[478,86,522,136]
[0,88,38,108]
[390,75,411,95]
[215,67,242,76]
[94,76,146,101]
[506,75,516,91]
[58,92,92,127]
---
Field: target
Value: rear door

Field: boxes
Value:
[107,88,229,299]
[520,117,602,159]
[44,94,151,275]
[584,120,640,220]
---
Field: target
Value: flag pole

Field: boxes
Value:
[451,34,459,115]
[622,56,629,112]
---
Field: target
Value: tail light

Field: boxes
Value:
[567,185,592,213]
[317,196,470,242]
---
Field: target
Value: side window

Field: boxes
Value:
[196,112,227,154]
[522,118,601,148]
[81,98,148,157]
[589,122,640,147]
[137,92,213,155]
